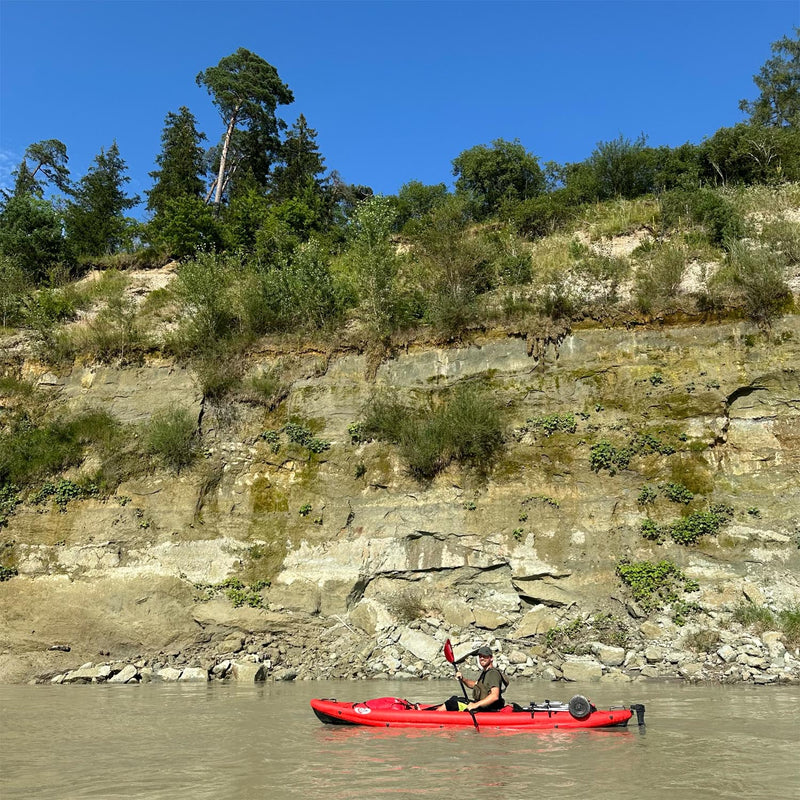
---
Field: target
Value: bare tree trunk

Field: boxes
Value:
[213,103,241,211]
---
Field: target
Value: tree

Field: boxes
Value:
[586,134,655,199]
[0,194,66,279]
[4,139,70,201]
[392,181,449,232]
[452,138,545,218]
[147,107,206,216]
[344,195,403,338]
[740,28,800,127]
[271,114,326,202]
[196,48,294,209]
[64,142,140,256]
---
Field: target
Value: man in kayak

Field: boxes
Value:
[436,646,508,712]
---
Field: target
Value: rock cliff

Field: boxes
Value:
[1,314,799,685]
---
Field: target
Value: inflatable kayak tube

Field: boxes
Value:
[311,696,646,730]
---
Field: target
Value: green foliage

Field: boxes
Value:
[196,48,294,205]
[522,494,560,508]
[283,422,331,454]
[0,484,21,527]
[64,142,139,257]
[15,139,71,195]
[144,408,198,472]
[616,558,698,613]
[731,603,800,649]
[662,481,694,504]
[739,28,800,128]
[271,114,327,203]
[582,134,655,200]
[298,503,312,516]
[637,485,658,505]
[0,256,31,327]
[640,518,663,542]
[661,188,743,247]
[633,241,687,314]
[510,192,576,238]
[197,577,269,608]
[361,385,505,480]
[31,478,99,512]
[714,241,792,329]
[589,433,675,475]
[452,138,545,219]
[147,196,223,259]
[343,195,405,337]
[410,195,491,336]
[669,508,731,545]
[393,181,449,232]
[0,194,67,281]
[147,107,207,216]
[243,367,289,410]
[0,410,120,487]
[684,629,721,653]
[0,565,18,582]
[527,413,577,436]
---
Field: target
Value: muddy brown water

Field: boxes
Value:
[1,679,798,799]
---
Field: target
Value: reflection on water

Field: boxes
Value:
[1,680,798,799]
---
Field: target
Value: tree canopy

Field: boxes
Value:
[147,107,207,215]
[452,138,545,218]
[196,48,294,207]
[740,28,800,128]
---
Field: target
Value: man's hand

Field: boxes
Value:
[455,670,463,681]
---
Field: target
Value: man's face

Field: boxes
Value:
[478,654,493,668]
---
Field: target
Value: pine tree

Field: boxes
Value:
[271,114,326,202]
[147,107,206,215]
[65,142,140,256]
[196,48,293,209]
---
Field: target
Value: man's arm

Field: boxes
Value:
[466,686,500,711]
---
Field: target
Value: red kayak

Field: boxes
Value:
[310,696,645,730]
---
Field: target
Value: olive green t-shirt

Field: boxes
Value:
[472,667,506,702]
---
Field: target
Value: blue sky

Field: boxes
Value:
[1,0,797,216]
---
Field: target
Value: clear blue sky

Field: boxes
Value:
[1,0,797,216]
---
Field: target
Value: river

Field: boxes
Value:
[1,679,797,799]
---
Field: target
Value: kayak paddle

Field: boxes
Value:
[444,639,479,730]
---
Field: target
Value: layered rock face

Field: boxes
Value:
[1,317,799,684]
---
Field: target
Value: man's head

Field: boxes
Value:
[475,645,493,665]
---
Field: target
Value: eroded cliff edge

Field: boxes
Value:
[1,317,799,684]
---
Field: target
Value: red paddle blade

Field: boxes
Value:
[444,639,455,664]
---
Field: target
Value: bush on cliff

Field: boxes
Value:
[361,385,505,479]
[144,408,199,472]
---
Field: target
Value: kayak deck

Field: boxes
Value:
[310,698,645,729]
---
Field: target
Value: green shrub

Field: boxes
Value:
[633,242,687,314]
[0,565,18,581]
[616,558,697,613]
[360,385,504,480]
[283,422,331,454]
[31,478,99,512]
[527,413,577,436]
[662,481,694,504]
[144,408,198,472]
[637,485,658,505]
[661,188,744,248]
[589,433,675,475]
[0,410,119,486]
[716,242,792,329]
[243,367,289,410]
[669,508,730,545]
[640,518,663,542]
[0,484,21,527]
[684,629,721,653]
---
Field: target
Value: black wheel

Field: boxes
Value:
[568,694,592,719]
